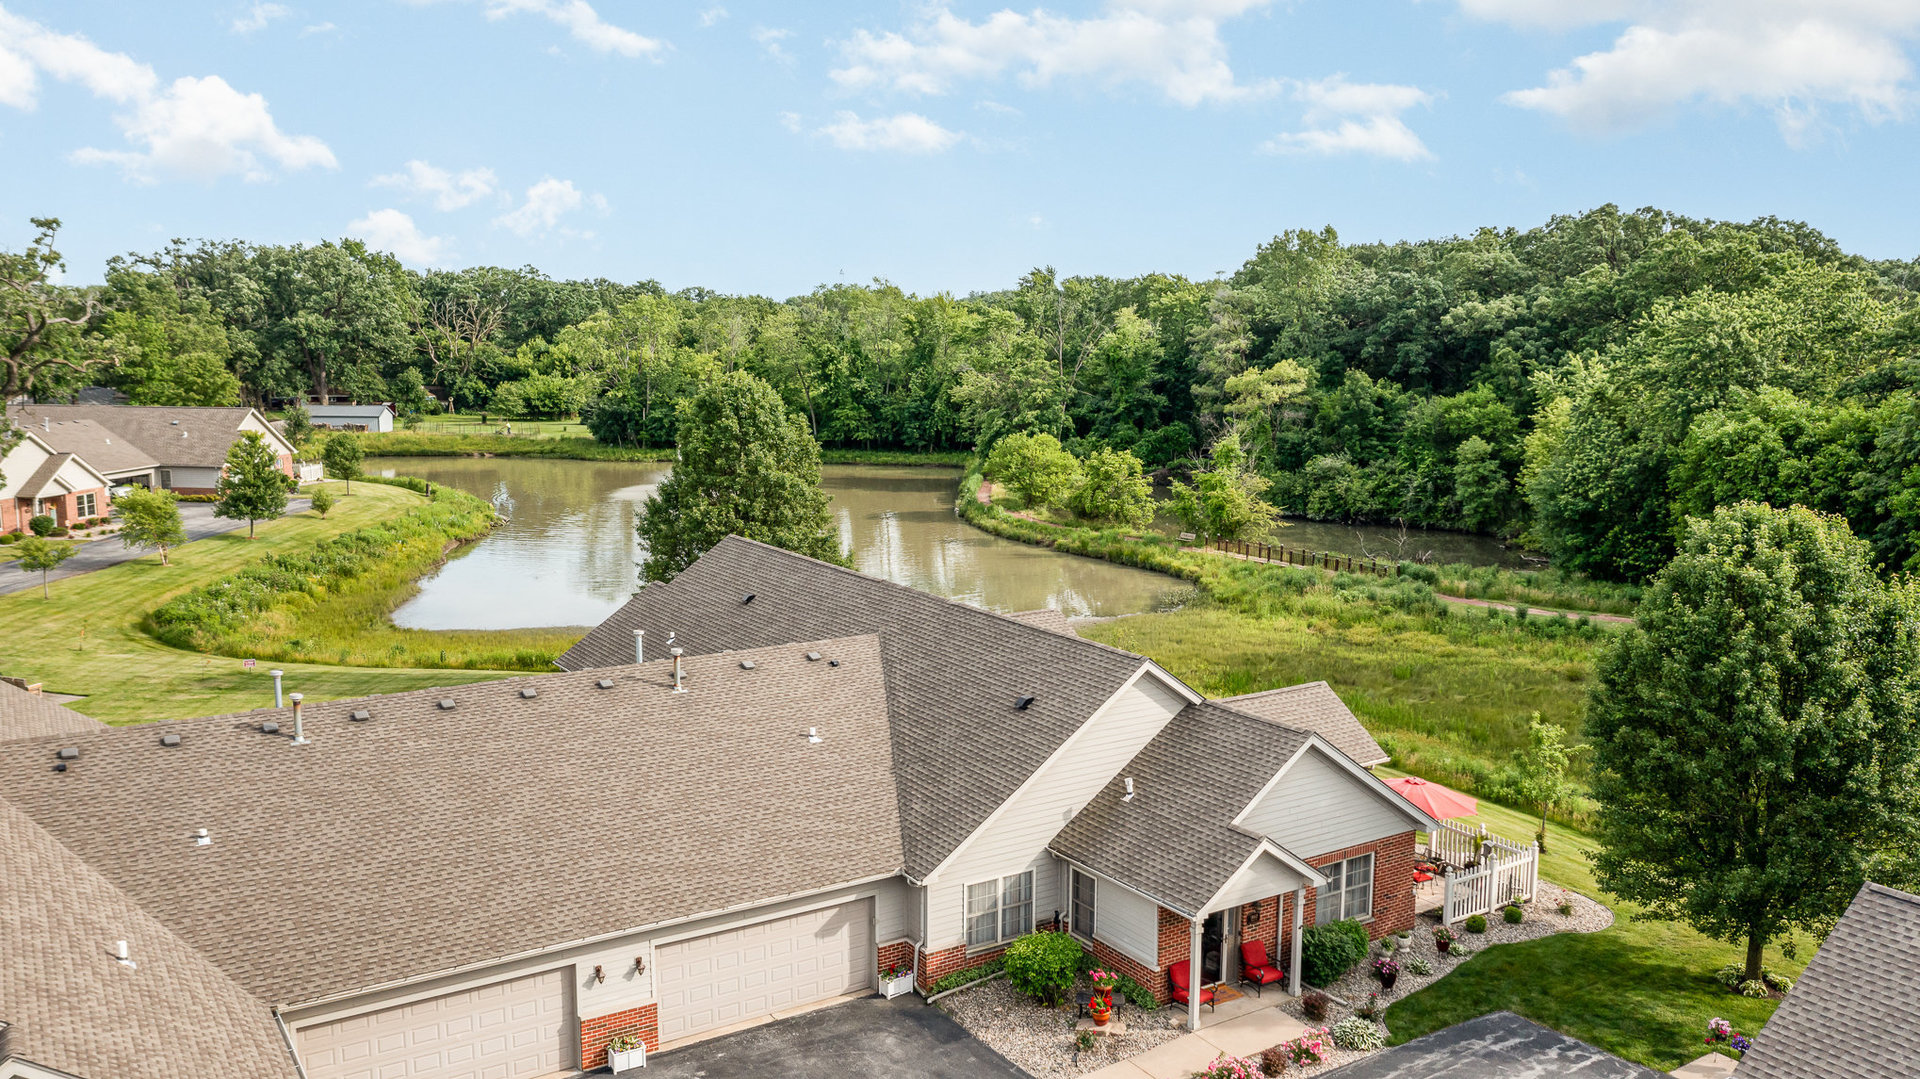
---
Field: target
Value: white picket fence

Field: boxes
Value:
[1427,821,1486,867]
[1438,831,1540,926]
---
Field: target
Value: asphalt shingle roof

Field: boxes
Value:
[1215,682,1388,766]
[9,416,158,476]
[8,404,286,470]
[0,680,104,741]
[0,637,902,1006]
[557,535,1150,878]
[1741,881,1920,1079]
[0,797,295,1079]
[1006,608,1077,636]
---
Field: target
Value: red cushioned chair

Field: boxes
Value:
[1168,960,1215,1012]
[1239,941,1285,996]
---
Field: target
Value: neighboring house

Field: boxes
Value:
[7,404,297,494]
[1738,881,1920,1079]
[0,431,114,531]
[0,536,1435,1079]
[307,403,395,432]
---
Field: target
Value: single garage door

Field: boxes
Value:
[298,968,572,1079]
[655,898,873,1043]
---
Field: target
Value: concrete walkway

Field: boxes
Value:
[1083,994,1307,1079]
[0,499,310,596]
[1669,1051,1739,1078]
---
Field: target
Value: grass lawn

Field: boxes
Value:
[0,483,520,723]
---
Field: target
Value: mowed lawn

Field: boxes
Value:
[0,483,517,724]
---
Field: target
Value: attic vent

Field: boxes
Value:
[350,709,371,722]
[596,678,616,689]
[55,747,78,761]
[520,687,538,699]
[828,659,839,668]
[806,651,821,661]
[739,660,755,670]
[160,734,181,747]
[1014,695,1036,711]
[170,420,179,425]
[438,698,456,711]
[261,722,280,734]
[193,829,210,847]
[742,593,756,604]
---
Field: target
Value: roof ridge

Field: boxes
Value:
[1216,680,1332,702]
[1862,880,1920,907]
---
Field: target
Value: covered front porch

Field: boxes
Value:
[1169,843,1326,1032]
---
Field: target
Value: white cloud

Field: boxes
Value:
[372,159,499,210]
[1457,1,1920,138]
[0,6,333,181]
[493,177,601,236]
[830,0,1278,106]
[752,25,792,61]
[476,0,661,57]
[231,2,290,34]
[816,111,964,153]
[348,209,450,266]
[301,22,337,36]
[699,7,728,28]
[1265,75,1434,160]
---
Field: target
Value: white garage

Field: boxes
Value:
[297,968,574,1079]
[654,898,874,1044]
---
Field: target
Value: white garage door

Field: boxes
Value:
[298,969,572,1079]
[655,899,873,1043]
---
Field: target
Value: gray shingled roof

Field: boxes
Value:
[1007,608,1077,636]
[557,535,1151,878]
[0,680,105,741]
[8,404,286,469]
[11,416,158,476]
[1049,701,1314,915]
[0,798,295,1079]
[1741,881,1920,1079]
[1216,682,1388,766]
[0,637,901,1006]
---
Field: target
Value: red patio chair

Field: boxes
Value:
[1168,960,1215,1012]
[1238,941,1285,996]
[1413,871,1435,882]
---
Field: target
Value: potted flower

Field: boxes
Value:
[880,963,914,999]
[1433,925,1455,954]
[1088,993,1114,1027]
[1371,956,1401,990]
[1704,1017,1751,1058]
[1088,968,1120,1006]
[606,1034,646,1074]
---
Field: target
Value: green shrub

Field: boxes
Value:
[1404,956,1434,976]
[1301,920,1368,987]
[0,532,17,544]
[1300,989,1330,1021]
[1398,561,1439,584]
[28,514,55,536]
[1002,931,1083,1006]
[928,958,1002,995]
[1074,1029,1096,1052]
[1738,980,1771,999]
[1464,914,1488,933]
[1503,904,1524,924]
[1111,972,1159,1010]
[1330,1016,1386,1051]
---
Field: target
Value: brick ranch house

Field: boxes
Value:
[0,430,114,532]
[0,536,1436,1079]
[6,403,297,495]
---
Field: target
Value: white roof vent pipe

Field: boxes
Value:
[289,693,308,745]
[112,940,136,969]
[633,629,645,665]
[1122,777,1136,803]
[671,647,685,693]
[808,727,822,744]
[194,829,211,847]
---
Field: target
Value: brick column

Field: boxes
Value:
[580,1004,657,1069]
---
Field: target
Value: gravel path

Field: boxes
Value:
[937,975,1187,1077]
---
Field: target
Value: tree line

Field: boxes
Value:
[5,205,1918,580]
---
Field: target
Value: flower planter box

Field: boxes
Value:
[881,971,915,999]
[607,1043,646,1073]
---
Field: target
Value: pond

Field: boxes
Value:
[368,458,1187,630]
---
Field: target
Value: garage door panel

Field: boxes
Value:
[656,899,872,1043]
[299,969,571,1079]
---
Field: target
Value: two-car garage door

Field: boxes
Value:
[298,968,571,1079]
[655,898,873,1044]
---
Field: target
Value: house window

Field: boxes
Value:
[159,470,172,490]
[965,870,1035,949]
[1316,854,1374,924]
[1071,870,1096,941]
[75,492,96,518]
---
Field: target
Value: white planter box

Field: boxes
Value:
[881,972,915,999]
[607,1043,646,1073]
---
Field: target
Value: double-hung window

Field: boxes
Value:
[965,870,1035,949]
[1070,870,1096,941]
[1315,854,1373,924]
[76,492,96,518]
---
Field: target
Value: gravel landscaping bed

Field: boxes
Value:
[936,974,1186,1077]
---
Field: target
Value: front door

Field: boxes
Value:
[1201,910,1224,982]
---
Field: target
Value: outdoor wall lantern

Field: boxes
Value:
[593,965,606,984]
[1244,902,1262,926]
[635,956,646,974]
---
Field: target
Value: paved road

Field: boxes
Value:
[642,995,1028,1079]
[0,499,311,597]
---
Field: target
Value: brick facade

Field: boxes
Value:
[878,939,915,980]
[1278,830,1418,967]
[5,486,110,532]
[1087,934,1169,1004]
[916,919,1055,994]
[579,1004,657,1068]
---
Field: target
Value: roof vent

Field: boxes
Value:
[806,651,821,661]
[160,734,181,747]
[53,762,67,772]
[350,709,371,721]
[807,727,823,744]
[1123,777,1136,803]
[828,659,839,667]
[742,593,756,604]
[56,747,78,760]
[740,660,755,670]
[438,698,456,710]
[1014,695,1036,711]
[261,722,280,734]
[193,828,211,847]
[112,940,136,969]
[520,687,538,699]
[596,678,615,689]
[170,419,179,425]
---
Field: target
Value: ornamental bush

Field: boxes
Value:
[1464,914,1488,933]
[28,514,55,536]
[1404,956,1434,976]
[1194,1053,1264,1079]
[1503,904,1525,924]
[1330,1016,1386,1051]
[1738,980,1771,999]
[1300,990,1330,1022]
[1301,921,1368,987]
[1258,1047,1287,1077]
[1002,931,1083,1006]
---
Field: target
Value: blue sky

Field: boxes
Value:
[2,1,1917,296]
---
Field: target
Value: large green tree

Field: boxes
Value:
[985,431,1083,511]
[1587,503,1920,981]
[2,218,106,397]
[638,371,843,581]
[215,431,290,538]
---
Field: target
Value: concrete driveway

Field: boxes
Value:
[639,995,1029,1079]
[1,499,310,596]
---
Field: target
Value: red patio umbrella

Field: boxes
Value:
[1386,775,1478,820]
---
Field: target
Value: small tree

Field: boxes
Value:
[1167,429,1279,544]
[16,536,74,598]
[1510,713,1585,854]
[280,402,313,448]
[215,431,289,538]
[1070,446,1156,529]
[309,486,336,519]
[984,431,1083,511]
[321,434,364,494]
[116,486,186,566]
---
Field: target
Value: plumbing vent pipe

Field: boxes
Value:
[671,647,685,693]
[633,629,645,665]
[289,693,308,745]
[271,669,284,709]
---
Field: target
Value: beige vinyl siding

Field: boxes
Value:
[239,411,299,454]
[1240,748,1409,859]
[1086,870,1160,969]
[925,672,1187,950]
[1209,852,1312,913]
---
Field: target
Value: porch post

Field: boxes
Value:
[1188,916,1203,1030]
[1288,884,1305,996]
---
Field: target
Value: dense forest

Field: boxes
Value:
[6,206,1919,581]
